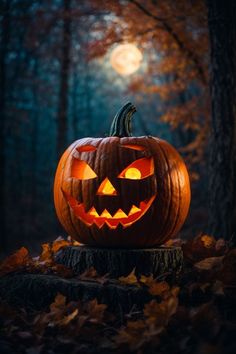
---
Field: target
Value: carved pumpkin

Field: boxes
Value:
[54,103,191,248]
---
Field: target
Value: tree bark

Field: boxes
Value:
[0,273,154,315]
[206,0,236,241]
[55,246,183,278]
[57,0,71,158]
[0,1,11,250]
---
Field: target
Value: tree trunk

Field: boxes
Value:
[206,0,236,241]
[57,0,71,158]
[55,246,183,278]
[0,273,154,316]
[0,1,11,250]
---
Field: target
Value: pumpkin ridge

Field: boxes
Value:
[67,144,88,240]
[154,140,174,244]
[163,145,181,241]
[55,140,79,236]
[167,147,183,239]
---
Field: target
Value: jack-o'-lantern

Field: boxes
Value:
[54,103,191,248]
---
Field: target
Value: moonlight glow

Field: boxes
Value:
[110,44,143,76]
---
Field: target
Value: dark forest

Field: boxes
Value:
[0,1,236,353]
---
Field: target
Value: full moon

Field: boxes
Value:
[110,44,143,76]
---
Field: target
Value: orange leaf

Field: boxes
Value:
[119,268,138,286]
[40,243,53,263]
[52,237,71,253]
[0,247,30,276]
[86,299,107,322]
[148,281,170,296]
[201,235,215,248]
[58,308,79,326]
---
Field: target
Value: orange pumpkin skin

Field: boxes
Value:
[54,103,191,248]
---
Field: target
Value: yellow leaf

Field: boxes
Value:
[119,268,138,285]
[59,308,79,326]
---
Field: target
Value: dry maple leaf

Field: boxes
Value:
[39,243,53,263]
[52,237,72,253]
[86,298,107,323]
[164,238,184,247]
[119,268,139,286]
[78,267,109,284]
[51,264,74,278]
[144,295,179,328]
[114,320,147,351]
[0,247,31,276]
[201,235,215,248]
[58,308,79,326]
[148,281,170,296]
[139,274,154,286]
[194,256,224,271]
[182,234,226,263]
[79,267,98,279]
[49,293,67,313]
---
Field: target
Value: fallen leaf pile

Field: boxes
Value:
[0,234,236,354]
[0,236,79,278]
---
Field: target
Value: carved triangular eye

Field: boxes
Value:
[118,157,154,180]
[71,159,97,180]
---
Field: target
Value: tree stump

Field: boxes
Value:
[0,273,153,315]
[0,246,183,315]
[55,246,183,278]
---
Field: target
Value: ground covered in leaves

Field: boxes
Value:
[0,235,236,354]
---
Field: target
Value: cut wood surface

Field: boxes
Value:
[55,246,183,278]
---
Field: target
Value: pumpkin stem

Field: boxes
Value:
[109,102,136,137]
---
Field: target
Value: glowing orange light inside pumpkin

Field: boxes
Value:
[125,167,141,179]
[71,159,97,180]
[76,145,97,152]
[129,205,141,215]
[119,157,154,180]
[113,209,128,219]
[100,209,113,218]
[97,178,117,196]
[63,190,156,229]
[88,207,99,217]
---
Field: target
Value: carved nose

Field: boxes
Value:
[96,178,117,196]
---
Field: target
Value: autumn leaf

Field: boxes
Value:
[52,236,72,253]
[182,234,227,263]
[201,235,215,248]
[51,264,74,278]
[218,249,236,286]
[0,247,30,276]
[49,293,67,314]
[39,243,53,263]
[148,281,170,296]
[79,267,98,279]
[58,308,79,326]
[144,296,178,327]
[78,267,109,284]
[212,280,224,295]
[114,320,147,351]
[139,274,154,286]
[164,238,184,247]
[86,299,107,323]
[119,268,139,286]
[194,256,224,271]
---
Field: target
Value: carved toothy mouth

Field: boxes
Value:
[63,191,156,229]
